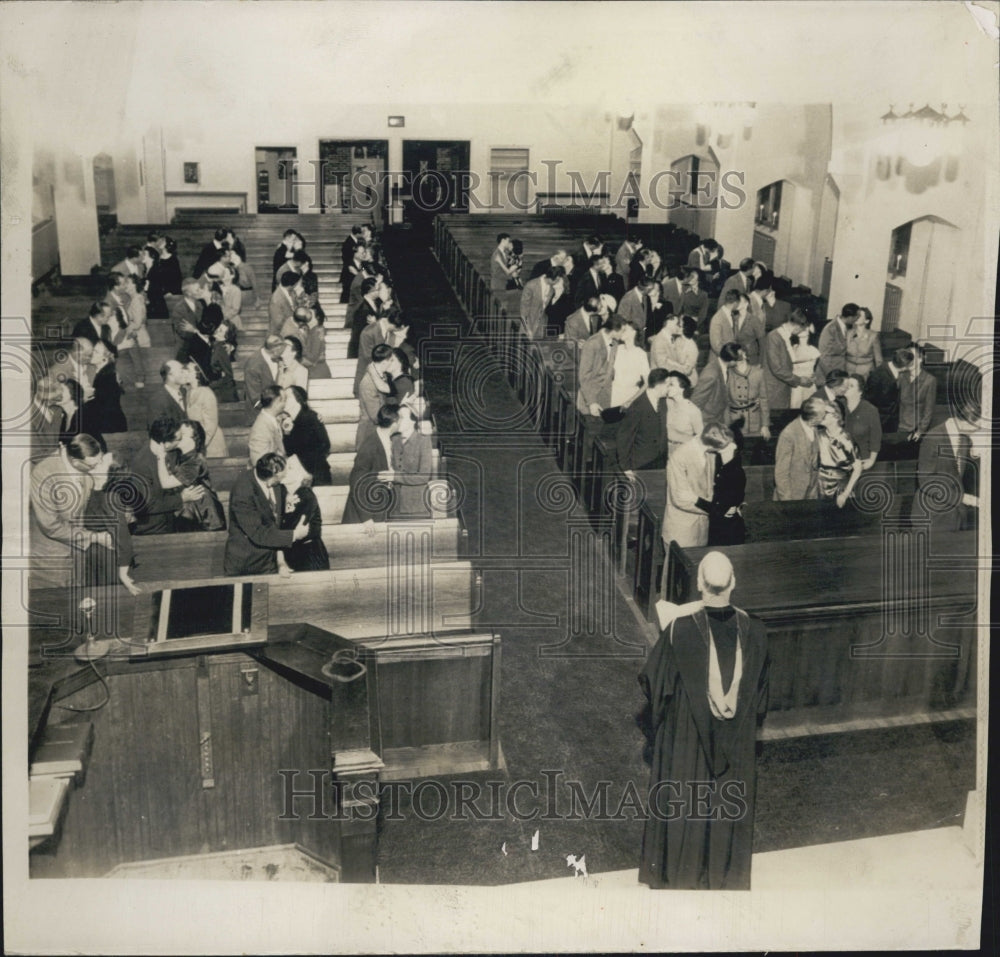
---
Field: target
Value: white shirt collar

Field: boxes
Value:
[255,473,274,500]
[799,417,815,441]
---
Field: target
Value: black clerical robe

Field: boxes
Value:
[638,605,769,890]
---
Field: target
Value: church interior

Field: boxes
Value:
[2,3,995,952]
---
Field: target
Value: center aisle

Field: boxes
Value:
[378,223,651,884]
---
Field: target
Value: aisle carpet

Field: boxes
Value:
[372,223,975,886]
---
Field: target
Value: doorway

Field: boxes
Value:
[402,140,471,216]
[318,140,389,216]
[255,147,298,213]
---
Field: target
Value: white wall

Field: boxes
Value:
[827,99,998,348]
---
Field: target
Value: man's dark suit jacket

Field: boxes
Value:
[192,240,224,279]
[223,470,294,575]
[131,445,183,535]
[864,363,902,432]
[342,235,360,267]
[169,297,202,343]
[574,270,606,309]
[916,422,978,532]
[71,317,109,344]
[616,392,669,471]
[145,386,185,429]
[605,272,625,303]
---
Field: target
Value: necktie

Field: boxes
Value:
[267,488,277,517]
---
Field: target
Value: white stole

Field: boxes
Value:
[706,624,742,720]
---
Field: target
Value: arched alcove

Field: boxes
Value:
[881,214,960,338]
[668,148,719,239]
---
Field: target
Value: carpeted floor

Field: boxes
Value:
[373,223,976,886]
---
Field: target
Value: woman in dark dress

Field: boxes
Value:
[146,237,183,318]
[388,347,417,404]
[60,379,106,451]
[707,434,747,546]
[80,454,141,594]
[157,420,226,532]
[281,385,332,485]
[82,340,127,434]
[279,454,330,572]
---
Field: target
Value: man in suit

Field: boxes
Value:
[572,235,604,278]
[574,254,609,308]
[773,395,825,500]
[269,270,302,337]
[865,348,914,433]
[709,291,764,365]
[528,249,570,281]
[243,335,285,421]
[811,369,849,421]
[576,314,626,467]
[342,224,365,268]
[891,343,938,456]
[30,376,67,452]
[248,386,287,467]
[564,297,603,344]
[691,342,741,426]
[132,414,205,535]
[615,236,643,287]
[616,368,671,475]
[72,302,115,345]
[519,266,565,340]
[355,311,409,396]
[916,401,980,533]
[719,257,761,301]
[815,302,860,382]
[28,433,107,588]
[47,337,95,400]
[661,423,736,548]
[145,360,188,428]
[223,452,308,576]
[763,309,814,411]
[192,228,231,278]
[170,278,206,345]
[617,280,653,334]
[111,246,145,280]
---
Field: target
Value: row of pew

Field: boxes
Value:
[433,213,977,736]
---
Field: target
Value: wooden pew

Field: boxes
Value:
[28,561,481,642]
[629,462,919,620]
[661,531,977,733]
[129,515,467,583]
[103,421,367,462]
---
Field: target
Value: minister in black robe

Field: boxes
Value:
[638,551,769,890]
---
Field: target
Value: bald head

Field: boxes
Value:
[697,551,735,603]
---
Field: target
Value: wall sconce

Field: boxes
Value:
[388,116,405,128]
